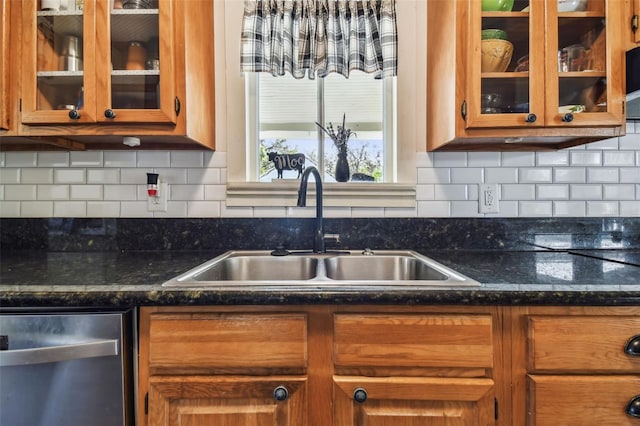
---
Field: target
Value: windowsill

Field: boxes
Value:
[226,181,416,208]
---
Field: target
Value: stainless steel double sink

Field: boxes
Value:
[162,250,480,287]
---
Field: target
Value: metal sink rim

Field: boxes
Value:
[161,250,480,288]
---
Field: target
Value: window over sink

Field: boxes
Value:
[216,0,420,208]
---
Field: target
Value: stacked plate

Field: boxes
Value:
[122,0,156,9]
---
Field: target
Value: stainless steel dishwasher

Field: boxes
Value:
[0,309,135,426]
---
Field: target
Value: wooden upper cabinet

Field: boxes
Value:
[0,0,14,133]
[635,0,640,43]
[427,0,626,151]
[14,0,215,150]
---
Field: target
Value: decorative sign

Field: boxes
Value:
[268,152,306,179]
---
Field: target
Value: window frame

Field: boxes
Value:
[217,0,421,208]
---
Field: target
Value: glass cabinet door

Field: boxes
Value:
[21,0,177,126]
[546,0,624,126]
[1,0,10,130]
[95,0,177,124]
[466,0,544,129]
[21,0,97,124]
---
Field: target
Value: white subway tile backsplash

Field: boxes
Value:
[586,137,618,150]
[21,201,53,217]
[87,201,120,217]
[54,169,85,184]
[468,152,500,167]
[187,168,221,185]
[536,184,569,200]
[451,201,482,217]
[87,168,120,184]
[417,200,449,217]
[620,168,640,183]
[586,201,618,217]
[502,152,535,167]
[0,168,20,184]
[70,185,103,200]
[38,185,69,200]
[5,185,37,200]
[603,151,635,166]
[21,168,53,184]
[536,151,569,166]
[171,151,204,168]
[434,152,467,167]
[571,184,603,200]
[519,168,552,183]
[417,168,450,184]
[620,201,640,217]
[104,185,137,201]
[451,168,483,183]
[618,133,640,150]
[70,152,103,167]
[188,201,222,217]
[434,184,467,200]
[5,152,37,167]
[570,151,602,166]
[603,184,635,200]
[0,201,20,217]
[53,201,86,217]
[519,201,552,216]
[502,184,535,200]
[587,168,619,183]
[485,168,518,183]
[554,167,586,183]
[38,152,69,167]
[1,121,639,219]
[137,151,170,168]
[104,151,136,167]
[415,184,435,201]
[553,201,586,217]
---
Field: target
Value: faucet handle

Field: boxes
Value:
[324,234,341,246]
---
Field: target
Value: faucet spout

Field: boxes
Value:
[297,166,324,253]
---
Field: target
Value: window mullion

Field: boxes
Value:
[317,78,325,176]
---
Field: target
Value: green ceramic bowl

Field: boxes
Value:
[481,29,508,40]
[481,0,514,11]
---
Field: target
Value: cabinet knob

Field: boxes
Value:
[626,395,640,418]
[525,113,537,123]
[562,112,574,122]
[273,385,288,401]
[68,109,80,120]
[353,387,368,403]
[624,335,640,356]
[104,109,116,119]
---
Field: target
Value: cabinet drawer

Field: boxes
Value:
[334,314,493,368]
[528,375,640,426]
[148,313,307,371]
[527,316,640,372]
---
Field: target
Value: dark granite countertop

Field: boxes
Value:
[1,248,639,308]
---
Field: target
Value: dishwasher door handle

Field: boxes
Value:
[0,339,119,367]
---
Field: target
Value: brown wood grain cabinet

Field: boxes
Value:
[510,306,640,426]
[635,0,640,43]
[0,0,18,135]
[3,0,214,150]
[427,0,626,151]
[139,305,505,426]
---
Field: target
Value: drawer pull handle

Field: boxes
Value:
[562,112,574,122]
[273,386,288,401]
[625,335,640,356]
[68,109,80,120]
[353,387,368,403]
[104,109,116,119]
[626,395,640,418]
[525,113,537,123]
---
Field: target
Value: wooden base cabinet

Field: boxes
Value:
[139,306,504,426]
[510,306,640,426]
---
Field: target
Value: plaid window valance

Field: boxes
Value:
[240,0,397,79]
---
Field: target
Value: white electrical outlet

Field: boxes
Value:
[147,180,168,212]
[479,184,499,214]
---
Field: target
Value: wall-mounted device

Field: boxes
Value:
[146,172,168,212]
